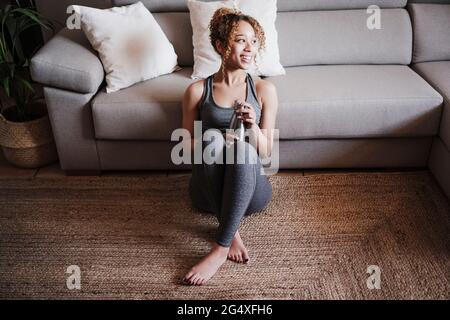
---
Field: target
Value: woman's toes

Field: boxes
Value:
[237,253,243,263]
[184,272,193,281]
[195,277,203,286]
[183,272,194,284]
[189,275,198,285]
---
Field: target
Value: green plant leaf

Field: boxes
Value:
[2,77,10,96]
[16,76,35,94]
[0,6,12,61]
[0,1,51,121]
[12,8,50,30]
[1,5,12,27]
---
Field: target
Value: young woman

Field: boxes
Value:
[181,7,279,286]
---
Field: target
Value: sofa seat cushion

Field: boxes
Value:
[92,68,193,141]
[269,65,443,139]
[412,61,450,151]
[92,65,443,141]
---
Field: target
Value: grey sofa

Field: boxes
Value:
[30,0,450,198]
[407,3,450,199]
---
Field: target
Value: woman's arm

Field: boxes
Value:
[181,81,203,153]
[244,80,279,159]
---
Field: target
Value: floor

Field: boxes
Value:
[0,153,450,300]
[1,152,449,299]
[0,152,429,179]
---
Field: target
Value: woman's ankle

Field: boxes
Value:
[213,242,230,253]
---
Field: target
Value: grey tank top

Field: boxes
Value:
[199,73,262,133]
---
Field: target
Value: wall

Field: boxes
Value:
[35,0,111,41]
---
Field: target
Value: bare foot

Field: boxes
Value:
[183,244,228,286]
[227,231,249,264]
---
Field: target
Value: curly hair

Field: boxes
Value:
[208,7,266,77]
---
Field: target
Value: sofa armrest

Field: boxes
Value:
[31,28,104,94]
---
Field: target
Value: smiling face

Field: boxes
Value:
[216,20,259,70]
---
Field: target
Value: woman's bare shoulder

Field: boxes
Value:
[185,79,206,96]
[184,79,206,109]
[254,77,276,92]
[252,77,277,109]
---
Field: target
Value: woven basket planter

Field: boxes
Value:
[0,103,58,168]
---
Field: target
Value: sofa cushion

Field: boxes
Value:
[412,61,450,150]
[153,12,193,67]
[269,65,443,139]
[274,0,408,11]
[277,9,412,67]
[187,0,285,79]
[92,67,193,141]
[72,2,181,93]
[408,3,450,63]
[92,65,443,141]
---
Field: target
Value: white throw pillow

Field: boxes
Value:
[71,1,181,93]
[187,0,285,79]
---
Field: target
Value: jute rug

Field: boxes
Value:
[0,171,449,299]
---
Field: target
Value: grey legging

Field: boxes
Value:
[189,133,272,247]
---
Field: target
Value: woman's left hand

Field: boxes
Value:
[236,101,257,128]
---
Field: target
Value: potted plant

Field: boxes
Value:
[0,0,57,168]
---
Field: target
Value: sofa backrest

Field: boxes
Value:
[409,0,450,3]
[276,8,411,67]
[151,8,413,67]
[408,3,450,63]
[141,0,412,67]
[113,0,408,11]
[41,0,450,68]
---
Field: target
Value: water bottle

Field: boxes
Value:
[227,100,246,145]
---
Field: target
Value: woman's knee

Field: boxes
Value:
[245,181,272,215]
[245,197,271,216]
